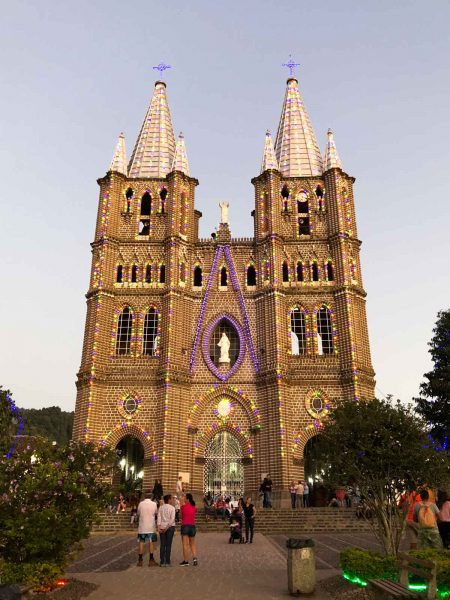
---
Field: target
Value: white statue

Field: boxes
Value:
[317,332,323,356]
[219,201,230,224]
[291,331,299,356]
[217,332,231,363]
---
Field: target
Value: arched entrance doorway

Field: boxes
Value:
[304,435,329,507]
[115,435,144,489]
[204,431,244,499]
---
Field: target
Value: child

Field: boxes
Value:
[229,516,242,543]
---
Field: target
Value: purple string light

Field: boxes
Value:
[202,314,246,382]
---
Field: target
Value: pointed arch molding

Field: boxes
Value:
[187,386,261,432]
[195,422,253,458]
[202,313,245,381]
[189,245,259,376]
[100,423,156,461]
[291,424,323,461]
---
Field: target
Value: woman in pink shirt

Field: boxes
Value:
[179,493,198,566]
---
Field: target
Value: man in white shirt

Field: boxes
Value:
[137,492,158,567]
[157,494,176,566]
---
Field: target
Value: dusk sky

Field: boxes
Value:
[1,0,449,411]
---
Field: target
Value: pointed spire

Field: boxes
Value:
[109,132,127,175]
[323,128,342,171]
[274,78,323,177]
[171,132,190,175]
[128,81,176,178]
[260,130,279,173]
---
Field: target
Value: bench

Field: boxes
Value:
[368,553,437,599]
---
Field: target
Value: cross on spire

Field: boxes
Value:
[282,55,300,79]
[152,62,172,79]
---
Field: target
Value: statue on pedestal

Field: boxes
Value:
[217,332,231,363]
[219,201,230,224]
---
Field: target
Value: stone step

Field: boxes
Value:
[93,508,371,533]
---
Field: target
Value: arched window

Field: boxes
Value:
[311,262,319,282]
[264,260,270,281]
[131,265,138,283]
[282,261,289,283]
[125,188,133,213]
[180,262,186,283]
[143,308,159,356]
[139,220,150,236]
[290,307,307,355]
[193,265,202,287]
[281,185,290,212]
[298,217,310,235]
[326,261,334,281]
[317,306,334,355]
[145,264,152,284]
[116,265,123,283]
[247,265,256,286]
[159,264,166,284]
[316,185,324,211]
[116,307,132,355]
[263,192,269,231]
[160,188,167,214]
[220,266,228,287]
[140,192,151,216]
[296,261,303,282]
[297,192,309,213]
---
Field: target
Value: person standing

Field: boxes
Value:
[413,489,442,549]
[438,490,450,549]
[157,494,176,566]
[289,481,297,509]
[180,493,198,566]
[243,496,256,543]
[136,492,158,567]
[400,489,421,550]
[264,475,273,508]
[296,480,304,508]
[152,479,163,506]
[303,482,310,508]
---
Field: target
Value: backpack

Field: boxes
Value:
[418,504,437,528]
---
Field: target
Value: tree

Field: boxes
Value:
[415,309,450,447]
[20,406,74,444]
[0,438,116,589]
[315,397,449,556]
[0,387,23,457]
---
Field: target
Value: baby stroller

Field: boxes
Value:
[229,512,244,544]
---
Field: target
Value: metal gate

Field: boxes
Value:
[203,431,244,499]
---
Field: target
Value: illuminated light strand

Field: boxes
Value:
[85,182,112,440]
[223,245,259,373]
[100,423,157,461]
[291,391,330,454]
[117,392,142,419]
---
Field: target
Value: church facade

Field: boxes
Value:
[73,74,375,501]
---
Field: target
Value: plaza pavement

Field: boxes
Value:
[67,530,384,599]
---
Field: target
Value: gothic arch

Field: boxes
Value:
[187,386,259,432]
[101,423,155,460]
[195,421,252,459]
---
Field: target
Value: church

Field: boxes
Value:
[73,69,375,503]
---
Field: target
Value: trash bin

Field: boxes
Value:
[286,538,316,596]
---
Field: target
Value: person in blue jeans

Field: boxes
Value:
[157,494,176,566]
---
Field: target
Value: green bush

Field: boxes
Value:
[0,438,115,589]
[340,547,450,592]
[1,561,62,591]
[340,548,397,582]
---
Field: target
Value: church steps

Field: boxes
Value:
[93,508,371,534]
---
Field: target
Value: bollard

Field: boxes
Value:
[286,538,316,596]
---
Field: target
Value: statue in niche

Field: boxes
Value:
[217,332,231,363]
[291,331,299,356]
[219,201,230,224]
[317,332,323,356]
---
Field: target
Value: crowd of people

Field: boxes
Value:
[401,487,450,550]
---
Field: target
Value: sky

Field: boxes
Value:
[0,0,449,411]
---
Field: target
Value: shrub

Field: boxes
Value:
[0,438,115,588]
[341,547,450,592]
[0,561,62,591]
[340,548,397,582]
